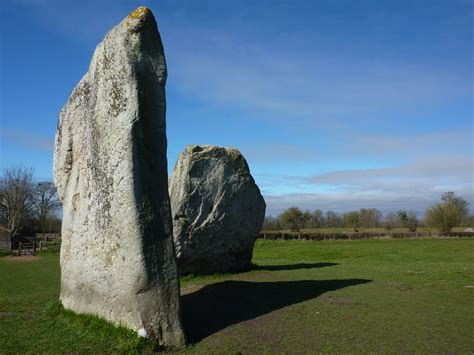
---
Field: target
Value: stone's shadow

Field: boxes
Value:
[254,262,338,271]
[181,278,371,343]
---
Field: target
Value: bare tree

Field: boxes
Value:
[326,211,342,228]
[397,210,419,232]
[32,181,60,232]
[384,212,398,231]
[0,166,34,246]
[262,216,282,231]
[312,209,325,228]
[301,210,312,229]
[359,208,382,228]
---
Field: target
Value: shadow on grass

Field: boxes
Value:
[181,278,371,343]
[254,262,338,271]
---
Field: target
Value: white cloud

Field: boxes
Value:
[261,154,474,215]
[308,155,473,185]
[0,127,54,151]
[341,129,474,159]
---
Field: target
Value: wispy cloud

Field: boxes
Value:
[165,24,471,130]
[341,129,474,159]
[0,127,54,151]
[239,142,328,165]
[307,155,473,185]
[261,154,473,215]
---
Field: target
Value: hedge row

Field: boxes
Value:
[258,231,474,241]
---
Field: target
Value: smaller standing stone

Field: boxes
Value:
[169,145,266,274]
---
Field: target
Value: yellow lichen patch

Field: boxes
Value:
[127,6,150,20]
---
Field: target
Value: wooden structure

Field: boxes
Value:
[1,232,61,255]
[0,230,10,251]
[17,241,36,256]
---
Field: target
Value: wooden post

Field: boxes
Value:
[33,241,37,255]
[18,242,22,256]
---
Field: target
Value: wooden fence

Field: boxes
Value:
[13,233,61,255]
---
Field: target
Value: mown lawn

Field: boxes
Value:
[0,238,473,353]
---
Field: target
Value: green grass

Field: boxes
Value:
[1,239,473,353]
[0,254,158,353]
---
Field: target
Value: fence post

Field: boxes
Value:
[33,241,37,255]
[17,242,22,256]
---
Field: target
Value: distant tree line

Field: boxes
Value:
[263,192,471,233]
[0,166,61,241]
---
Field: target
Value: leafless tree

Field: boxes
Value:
[384,212,399,231]
[397,210,419,232]
[312,209,325,228]
[359,208,383,228]
[326,211,343,228]
[32,181,60,232]
[0,166,34,243]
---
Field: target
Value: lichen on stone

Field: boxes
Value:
[127,6,150,20]
[125,6,151,30]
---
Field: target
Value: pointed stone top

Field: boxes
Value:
[127,6,151,20]
[125,6,155,32]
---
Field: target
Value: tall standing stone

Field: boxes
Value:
[170,145,266,275]
[53,7,186,347]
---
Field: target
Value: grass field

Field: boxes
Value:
[1,238,473,353]
[265,226,471,234]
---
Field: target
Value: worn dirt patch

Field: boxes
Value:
[3,256,41,262]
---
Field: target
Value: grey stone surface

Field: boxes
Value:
[169,145,266,275]
[53,7,185,347]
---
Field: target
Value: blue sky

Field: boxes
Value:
[0,0,473,216]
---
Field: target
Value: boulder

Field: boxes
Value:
[53,7,185,347]
[169,145,266,274]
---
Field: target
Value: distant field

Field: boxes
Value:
[1,239,473,353]
[264,226,471,234]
